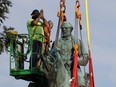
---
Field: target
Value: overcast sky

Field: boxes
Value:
[0,0,116,87]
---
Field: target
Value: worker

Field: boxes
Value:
[44,20,53,52]
[50,21,88,87]
[27,9,49,67]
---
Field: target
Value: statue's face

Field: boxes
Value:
[62,27,72,37]
[61,22,73,37]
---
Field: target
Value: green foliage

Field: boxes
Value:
[0,0,13,54]
[0,39,4,54]
[0,0,12,25]
[0,26,15,54]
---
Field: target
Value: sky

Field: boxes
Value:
[0,0,116,87]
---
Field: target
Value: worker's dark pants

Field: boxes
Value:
[31,40,42,67]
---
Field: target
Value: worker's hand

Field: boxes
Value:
[40,9,44,19]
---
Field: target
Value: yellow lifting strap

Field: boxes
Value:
[85,0,91,49]
[85,0,95,87]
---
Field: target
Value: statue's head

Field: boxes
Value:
[61,21,73,37]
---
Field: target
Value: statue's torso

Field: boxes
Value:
[57,37,74,69]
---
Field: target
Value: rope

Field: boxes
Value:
[71,0,80,87]
[54,0,66,47]
[85,0,95,87]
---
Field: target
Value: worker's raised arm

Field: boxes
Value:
[40,9,50,28]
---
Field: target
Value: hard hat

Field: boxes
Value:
[31,9,40,16]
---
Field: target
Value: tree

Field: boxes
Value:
[0,0,12,26]
[0,0,12,54]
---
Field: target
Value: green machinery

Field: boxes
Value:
[4,30,47,87]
